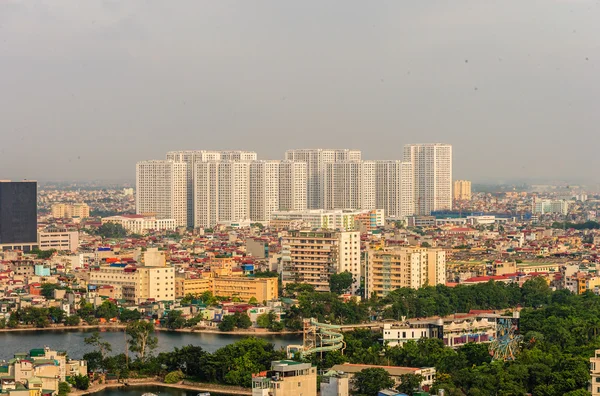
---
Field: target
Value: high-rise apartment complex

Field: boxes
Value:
[194,161,251,228]
[166,150,257,226]
[532,198,569,215]
[375,161,414,219]
[51,203,90,219]
[281,230,361,293]
[284,149,361,209]
[365,247,446,298]
[278,161,308,211]
[250,161,280,222]
[0,180,38,251]
[324,161,376,210]
[454,180,472,201]
[136,160,188,227]
[403,144,452,215]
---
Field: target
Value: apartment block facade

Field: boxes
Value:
[250,161,280,222]
[278,161,308,211]
[136,160,188,227]
[194,161,251,228]
[375,160,414,219]
[284,149,361,210]
[365,247,446,297]
[281,230,361,293]
[324,161,376,210]
[403,144,452,215]
[453,180,472,201]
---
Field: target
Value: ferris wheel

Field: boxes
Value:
[489,317,523,361]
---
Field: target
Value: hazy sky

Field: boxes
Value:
[1,0,598,183]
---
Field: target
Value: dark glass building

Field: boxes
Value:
[0,181,37,250]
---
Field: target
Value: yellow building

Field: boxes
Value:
[0,347,87,395]
[281,230,361,293]
[175,276,212,298]
[365,247,446,297]
[592,349,600,396]
[213,277,278,302]
[89,264,175,303]
[51,203,90,219]
[453,180,472,201]
[252,361,316,396]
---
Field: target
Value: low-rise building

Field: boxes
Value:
[252,360,317,396]
[0,347,87,395]
[101,215,177,235]
[37,229,79,252]
[365,247,446,297]
[329,363,435,390]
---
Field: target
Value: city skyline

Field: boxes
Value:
[1,1,598,183]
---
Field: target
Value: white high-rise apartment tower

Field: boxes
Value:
[250,161,280,222]
[403,144,452,215]
[324,161,376,210]
[166,150,221,227]
[194,161,251,228]
[284,149,361,209]
[375,161,414,219]
[136,160,188,227]
[279,161,307,211]
[166,150,257,227]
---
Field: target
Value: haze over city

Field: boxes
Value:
[0,0,598,183]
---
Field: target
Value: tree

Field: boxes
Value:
[421,241,431,248]
[218,315,236,332]
[235,312,252,329]
[164,370,184,384]
[41,283,61,299]
[165,310,186,330]
[48,306,65,323]
[352,368,395,396]
[329,271,353,295]
[96,222,127,239]
[71,375,90,390]
[83,351,103,372]
[84,331,112,358]
[257,313,271,328]
[65,315,80,326]
[58,382,71,396]
[95,300,118,320]
[248,297,259,305]
[119,308,142,322]
[126,321,158,362]
[31,248,56,259]
[522,277,552,308]
[397,373,424,395]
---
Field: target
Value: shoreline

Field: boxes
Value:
[0,324,301,336]
[73,380,251,396]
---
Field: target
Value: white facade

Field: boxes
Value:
[220,151,258,161]
[250,161,280,222]
[284,149,361,209]
[102,215,177,234]
[37,230,79,252]
[136,160,188,227]
[194,161,251,228]
[165,150,255,226]
[324,161,376,210]
[279,161,308,211]
[403,144,452,215]
[375,160,414,219]
[271,209,384,231]
[532,198,569,215]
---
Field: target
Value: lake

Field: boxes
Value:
[91,385,236,396]
[0,329,302,360]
